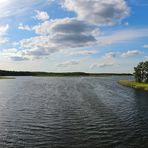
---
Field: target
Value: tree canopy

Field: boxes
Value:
[134,61,148,83]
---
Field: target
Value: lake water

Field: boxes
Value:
[0,76,148,148]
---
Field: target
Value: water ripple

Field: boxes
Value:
[0,76,148,147]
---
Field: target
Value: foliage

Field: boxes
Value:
[118,80,148,91]
[0,76,15,79]
[134,61,148,83]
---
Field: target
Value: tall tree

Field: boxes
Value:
[134,61,148,83]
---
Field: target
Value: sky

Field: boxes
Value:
[0,0,147,73]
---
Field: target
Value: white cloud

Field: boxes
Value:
[97,28,148,46]
[9,22,148,61]
[143,44,148,48]
[90,52,116,68]
[11,18,98,60]
[34,10,49,21]
[15,18,98,60]
[0,37,8,44]
[0,24,9,44]
[19,36,59,59]
[63,0,129,25]
[121,50,143,57]
[104,52,116,59]
[66,50,97,56]
[0,24,9,35]
[18,24,32,31]
[57,60,80,67]
[91,62,115,68]
[5,18,148,61]
[0,48,29,61]
[10,56,29,61]
[33,18,98,35]
[32,18,97,48]
[1,48,18,56]
[0,0,43,18]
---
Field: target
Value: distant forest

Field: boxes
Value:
[0,70,132,77]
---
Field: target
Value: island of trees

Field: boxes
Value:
[119,61,148,91]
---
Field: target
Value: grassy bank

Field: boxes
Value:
[118,80,148,91]
[0,76,15,79]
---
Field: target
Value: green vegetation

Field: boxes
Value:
[118,61,148,91]
[0,70,132,77]
[118,80,148,91]
[0,76,15,79]
[134,61,148,83]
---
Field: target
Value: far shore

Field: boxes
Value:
[0,76,16,80]
[0,70,132,77]
[118,80,148,91]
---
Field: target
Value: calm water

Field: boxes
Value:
[0,76,148,148]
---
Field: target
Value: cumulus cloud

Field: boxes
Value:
[2,0,147,63]
[33,18,98,35]
[0,48,28,61]
[63,0,129,25]
[1,48,18,55]
[34,10,49,21]
[32,18,97,48]
[11,18,98,60]
[7,21,148,61]
[57,60,80,67]
[90,52,116,68]
[121,50,143,57]
[19,36,59,59]
[0,24,9,44]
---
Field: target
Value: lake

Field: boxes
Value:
[0,76,148,148]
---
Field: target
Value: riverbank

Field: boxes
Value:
[0,77,15,79]
[0,70,132,77]
[118,80,148,91]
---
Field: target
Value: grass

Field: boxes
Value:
[0,76,15,79]
[118,80,148,91]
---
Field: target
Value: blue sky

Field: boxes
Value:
[0,0,147,73]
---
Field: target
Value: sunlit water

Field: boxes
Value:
[0,76,148,148]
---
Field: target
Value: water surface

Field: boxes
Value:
[0,76,148,148]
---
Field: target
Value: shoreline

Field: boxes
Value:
[118,80,148,91]
[0,77,16,80]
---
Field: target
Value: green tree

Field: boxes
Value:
[134,61,148,83]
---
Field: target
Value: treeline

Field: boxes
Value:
[0,70,132,77]
[0,70,32,76]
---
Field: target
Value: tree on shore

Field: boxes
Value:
[134,61,148,83]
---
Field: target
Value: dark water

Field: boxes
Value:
[0,76,148,148]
